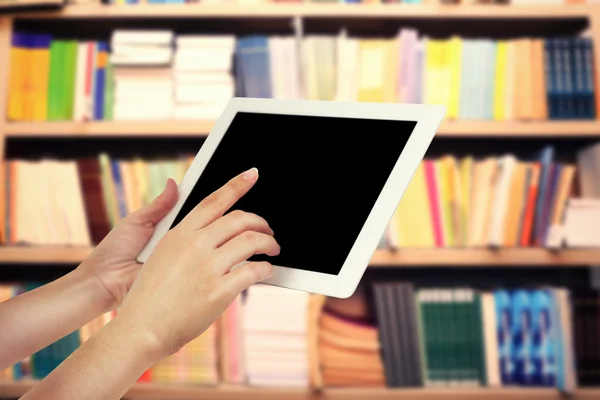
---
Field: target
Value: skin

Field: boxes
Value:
[0,167,278,400]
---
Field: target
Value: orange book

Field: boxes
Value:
[8,161,17,244]
[504,162,527,247]
[519,163,541,247]
[531,39,548,120]
[0,161,5,244]
[550,165,576,228]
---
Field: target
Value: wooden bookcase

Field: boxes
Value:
[1,4,600,400]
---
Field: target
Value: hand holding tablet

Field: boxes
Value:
[137,98,445,298]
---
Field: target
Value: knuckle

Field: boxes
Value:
[246,262,266,281]
[228,209,247,224]
[200,192,220,208]
[229,176,246,193]
[242,230,261,246]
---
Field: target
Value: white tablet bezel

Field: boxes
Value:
[137,98,445,298]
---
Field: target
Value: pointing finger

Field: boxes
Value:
[179,167,258,231]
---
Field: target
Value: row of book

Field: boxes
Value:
[3,282,600,390]
[385,146,577,249]
[7,28,598,122]
[382,141,600,249]
[3,141,599,248]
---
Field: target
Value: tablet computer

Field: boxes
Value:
[137,98,445,298]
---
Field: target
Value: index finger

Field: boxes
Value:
[178,167,259,230]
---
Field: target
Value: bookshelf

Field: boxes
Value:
[0,381,599,400]
[1,3,600,400]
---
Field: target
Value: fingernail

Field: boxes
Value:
[242,167,258,181]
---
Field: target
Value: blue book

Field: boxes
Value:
[495,290,514,385]
[582,37,596,119]
[549,289,566,391]
[540,163,562,246]
[532,146,554,244]
[561,39,575,119]
[94,42,108,121]
[511,290,533,385]
[544,40,558,119]
[570,38,585,119]
[110,160,127,219]
[531,289,557,386]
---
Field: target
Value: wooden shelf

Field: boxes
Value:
[0,246,598,266]
[8,4,598,20]
[0,0,62,9]
[0,246,93,264]
[1,381,599,400]
[370,248,600,267]
[4,120,216,137]
[5,120,600,138]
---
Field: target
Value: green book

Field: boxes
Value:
[473,292,488,385]
[46,40,63,121]
[103,59,114,120]
[62,41,78,120]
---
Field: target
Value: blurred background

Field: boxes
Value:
[1,0,600,399]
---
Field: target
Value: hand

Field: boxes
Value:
[111,167,279,359]
[78,179,179,311]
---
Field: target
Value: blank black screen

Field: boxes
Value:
[170,112,416,275]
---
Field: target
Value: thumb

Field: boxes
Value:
[130,178,179,225]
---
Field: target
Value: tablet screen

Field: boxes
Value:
[170,112,416,275]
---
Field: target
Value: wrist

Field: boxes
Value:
[103,312,166,365]
[74,261,118,313]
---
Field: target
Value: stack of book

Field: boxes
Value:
[111,30,175,121]
[173,35,236,120]
[242,284,310,387]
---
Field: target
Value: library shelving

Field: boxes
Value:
[1,381,600,400]
[0,247,598,267]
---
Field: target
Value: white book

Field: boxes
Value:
[175,83,233,103]
[73,42,89,121]
[487,155,517,247]
[111,30,174,46]
[176,35,235,50]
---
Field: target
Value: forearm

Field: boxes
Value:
[20,317,160,400]
[0,266,112,369]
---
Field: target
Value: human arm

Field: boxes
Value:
[20,167,278,400]
[0,179,179,370]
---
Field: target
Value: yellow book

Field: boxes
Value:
[447,37,463,120]
[31,40,51,121]
[357,40,387,102]
[29,35,51,121]
[444,156,460,247]
[391,162,434,247]
[424,39,443,106]
[460,156,473,246]
[7,33,29,121]
[504,42,516,121]
[435,159,453,247]
[493,41,508,120]
[383,39,398,103]
[98,153,118,228]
